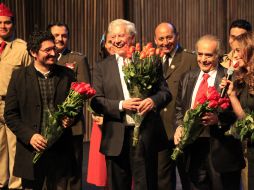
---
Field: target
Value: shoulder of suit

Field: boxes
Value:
[11,38,27,48]
[70,50,84,56]
[182,48,196,55]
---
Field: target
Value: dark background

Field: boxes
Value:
[2,0,254,140]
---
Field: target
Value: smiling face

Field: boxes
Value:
[31,40,57,67]
[0,16,13,40]
[196,39,219,73]
[154,23,178,54]
[231,40,246,70]
[109,24,134,57]
[50,25,68,53]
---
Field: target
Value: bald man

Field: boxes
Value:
[154,22,197,190]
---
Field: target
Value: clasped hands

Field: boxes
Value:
[122,97,155,115]
[30,116,74,151]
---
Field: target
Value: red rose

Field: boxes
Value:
[148,48,155,57]
[208,100,218,108]
[218,97,230,110]
[140,51,146,59]
[146,42,153,49]
[207,87,220,101]
[220,102,230,110]
[135,43,141,52]
[71,82,94,95]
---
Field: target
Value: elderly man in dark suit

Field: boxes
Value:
[154,22,197,190]
[4,31,77,189]
[174,35,245,190]
[91,19,171,190]
[47,22,91,189]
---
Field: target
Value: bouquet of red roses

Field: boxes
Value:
[122,42,164,146]
[33,82,96,163]
[171,86,230,160]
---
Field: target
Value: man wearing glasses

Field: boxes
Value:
[4,31,77,189]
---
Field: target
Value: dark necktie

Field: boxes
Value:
[0,41,6,55]
[193,73,210,108]
[163,54,170,77]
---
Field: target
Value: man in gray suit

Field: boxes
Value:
[48,22,91,190]
[154,22,197,190]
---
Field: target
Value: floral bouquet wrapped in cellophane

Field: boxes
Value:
[33,82,96,163]
[122,42,164,146]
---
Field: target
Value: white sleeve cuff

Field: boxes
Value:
[119,100,124,111]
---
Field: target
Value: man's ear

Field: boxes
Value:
[30,50,37,59]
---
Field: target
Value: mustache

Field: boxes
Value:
[56,41,64,45]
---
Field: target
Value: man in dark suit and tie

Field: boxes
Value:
[91,19,171,190]
[154,22,197,190]
[174,35,245,190]
[48,22,91,189]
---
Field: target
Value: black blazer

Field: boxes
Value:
[91,55,171,156]
[4,64,76,180]
[175,65,245,173]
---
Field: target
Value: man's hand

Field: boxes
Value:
[174,126,184,145]
[92,114,103,125]
[137,98,155,115]
[122,98,142,111]
[220,77,236,97]
[62,116,75,128]
[201,112,219,126]
[30,134,47,152]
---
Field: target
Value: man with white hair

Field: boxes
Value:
[174,35,245,190]
[91,19,171,190]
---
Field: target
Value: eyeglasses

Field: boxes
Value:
[39,47,57,54]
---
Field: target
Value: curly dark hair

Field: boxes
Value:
[27,31,55,56]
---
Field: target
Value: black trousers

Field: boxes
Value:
[157,140,190,190]
[106,127,158,190]
[188,138,241,190]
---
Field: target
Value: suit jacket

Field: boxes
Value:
[4,64,76,180]
[160,46,197,140]
[57,48,91,135]
[175,65,245,173]
[91,55,171,156]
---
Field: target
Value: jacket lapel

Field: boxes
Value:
[109,56,125,99]
[214,65,226,91]
[187,69,200,108]
[165,47,183,79]
[27,64,41,103]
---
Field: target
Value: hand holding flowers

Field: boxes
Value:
[122,42,164,146]
[33,82,96,163]
[171,86,230,160]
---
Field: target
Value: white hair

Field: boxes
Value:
[108,19,137,36]
[195,34,222,55]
